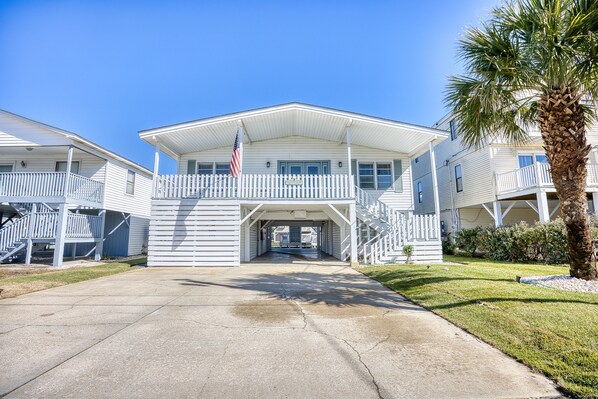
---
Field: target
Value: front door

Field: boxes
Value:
[279,161,330,175]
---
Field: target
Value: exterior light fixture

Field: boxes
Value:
[25,147,33,151]
[20,161,27,168]
[338,161,343,168]
[266,161,271,168]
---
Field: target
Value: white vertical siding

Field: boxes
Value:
[127,215,149,256]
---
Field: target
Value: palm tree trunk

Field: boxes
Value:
[538,86,597,280]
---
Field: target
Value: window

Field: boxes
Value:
[455,164,463,192]
[450,119,457,141]
[358,163,375,189]
[518,154,548,168]
[126,170,135,195]
[215,163,229,175]
[197,163,213,175]
[376,163,393,190]
[55,161,80,174]
[0,164,13,173]
[417,181,423,203]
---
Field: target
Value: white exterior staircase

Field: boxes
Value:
[355,186,440,264]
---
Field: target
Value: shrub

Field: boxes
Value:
[442,233,455,255]
[454,226,483,257]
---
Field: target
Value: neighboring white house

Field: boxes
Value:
[140,103,447,267]
[413,112,598,235]
[0,109,153,266]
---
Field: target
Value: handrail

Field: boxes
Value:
[0,172,103,205]
[496,162,598,194]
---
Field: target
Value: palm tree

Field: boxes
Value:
[446,0,598,280]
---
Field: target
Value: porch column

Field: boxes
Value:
[25,203,37,265]
[349,203,358,266]
[537,191,550,223]
[64,145,74,197]
[592,192,598,213]
[346,123,353,196]
[52,203,69,267]
[492,201,503,227]
[428,141,441,236]
[94,209,106,261]
[153,141,160,197]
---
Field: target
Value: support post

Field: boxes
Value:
[536,191,550,223]
[346,122,353,196]
[349,202,358,266]
[64,145,74,197]
[52,203,69,267]
[153,141,160,197]
[428,141,441,237]
[592,192,598,214]
[94,209,106,261]
[25,203,37,265]
[492,201,503,227]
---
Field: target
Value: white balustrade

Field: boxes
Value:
[0,172,103,205]
[153,174,354,200]
[496,163,598,194]
[66,213,103,239]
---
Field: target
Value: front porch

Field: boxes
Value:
[495,162,598,198]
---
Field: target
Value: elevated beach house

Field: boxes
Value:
[141,103,447,266]
[0,109,152,266]
[413,113,598,234]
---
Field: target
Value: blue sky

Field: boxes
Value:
[0,0,500,172]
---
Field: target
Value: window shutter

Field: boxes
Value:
[351,159,357,185]
[393,160,403,192]
[187,160,196,174]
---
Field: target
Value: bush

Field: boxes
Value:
[442,233,455,255]
[454,226,483,257]
[451,218,576,264]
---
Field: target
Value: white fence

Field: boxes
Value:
[496,162,598,194]
[153,174,354,200]
[0,172,104,205]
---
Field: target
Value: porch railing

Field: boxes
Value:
[0,172,104,205]
[496,162,598,194]
[0,211,103,254]
[153,174,354,200]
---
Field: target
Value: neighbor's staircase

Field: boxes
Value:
[354,186,439,264]
[0,203,56,263]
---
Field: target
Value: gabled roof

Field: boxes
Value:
[139,102,447,158]
[0,109,152,175]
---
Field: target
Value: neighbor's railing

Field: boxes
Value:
[66,213,103,239]
[496,162,598,194]
[153,174,354,200]
[0,172,104,205]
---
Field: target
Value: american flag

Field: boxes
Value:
[230,131,241,177]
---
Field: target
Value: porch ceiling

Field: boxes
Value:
[139,103,447,157]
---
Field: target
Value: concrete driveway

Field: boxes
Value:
[0,261,559,398]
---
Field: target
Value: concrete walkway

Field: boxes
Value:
[0,263,559,398]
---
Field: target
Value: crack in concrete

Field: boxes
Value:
[339,338,385,399]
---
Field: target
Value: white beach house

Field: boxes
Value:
[0,109,152,266]
[141,103,447,266]
[413,113,598,234]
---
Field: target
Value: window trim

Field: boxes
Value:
[126,170,136,195]
[454,164,463,193]
[55,160,81,175]
[449,119,457,141]
[357,161,395,191]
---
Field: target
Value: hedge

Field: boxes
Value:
[449,218,598,264]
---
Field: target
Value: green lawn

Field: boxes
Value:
[361,255,598,399]
[0,258,146,299]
